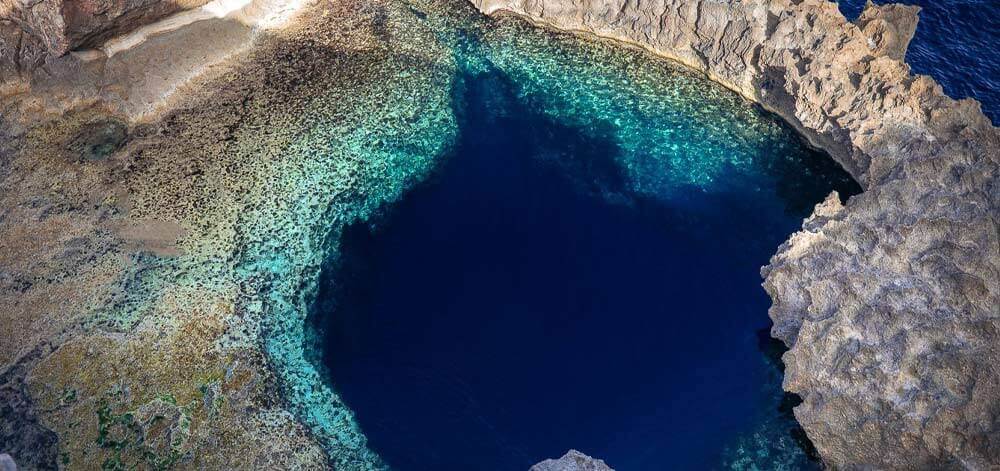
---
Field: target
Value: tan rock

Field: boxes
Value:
[856,0,921,61]
[0,0,211,55]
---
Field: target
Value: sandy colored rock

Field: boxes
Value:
[0,0,211,54]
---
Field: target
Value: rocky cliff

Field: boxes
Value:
[469,0,1000,468]
[1,0,308,121]
[1,0,218,89]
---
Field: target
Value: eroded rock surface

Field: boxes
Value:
[1,0,996,469]
[1,0,310,120]
[0,0,211,55]
[0,0,457,468]
[855,1,920,61]
[469,0,999,468]
[531,450,615,471]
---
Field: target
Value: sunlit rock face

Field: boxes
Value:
[0,0,211,54]
[467,0,1000,469]
[0,0,313,120]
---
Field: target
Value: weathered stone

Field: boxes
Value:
[0,19,46,82]
[856,1,920,61]
[0,454,18,471]
[469,0,999,468]
[0,0,211,55]
[531,450,614,471]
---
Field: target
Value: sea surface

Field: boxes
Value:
[839,0,999,124]
[307,16,861,470]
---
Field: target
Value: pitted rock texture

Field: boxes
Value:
[0,0,211,55]
[855,1,919,61]
[0,0,458,468]
[470,0,999,469]
[531,450,614,471]
[0,19,47,81]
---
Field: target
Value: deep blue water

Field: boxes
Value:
[838,0,999,124]
[308,28,862,468]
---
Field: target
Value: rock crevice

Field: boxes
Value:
[469,0,999,468]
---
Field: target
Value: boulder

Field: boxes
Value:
[531,450,614,471]
[0,0,211,55]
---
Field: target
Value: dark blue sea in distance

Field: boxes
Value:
[308,19,864,469]
[839,0,999,124]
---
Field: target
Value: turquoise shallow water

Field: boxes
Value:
[303,15,861,470]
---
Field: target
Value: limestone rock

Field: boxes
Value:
[469,0,1000,468]
[0,0,211,55]
[531,450,614,471]
[0,20,46,82]
[856,1,921,61]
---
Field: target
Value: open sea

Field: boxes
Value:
[839,0,999,125]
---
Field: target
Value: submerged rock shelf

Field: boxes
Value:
[0,0,995,470]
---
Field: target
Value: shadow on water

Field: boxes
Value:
[754,112,862,215]
[756,329,822,463]
[307,28,858,470]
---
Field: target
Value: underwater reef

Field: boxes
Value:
[0,0,996,469]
